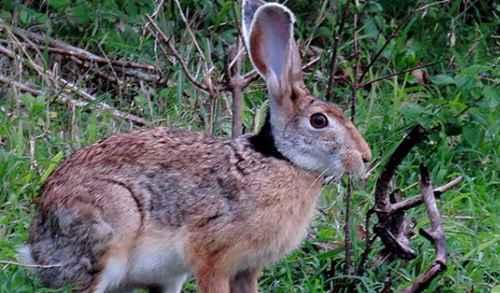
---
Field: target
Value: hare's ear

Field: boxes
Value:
[242,0,265,46]
[245,4,300,108]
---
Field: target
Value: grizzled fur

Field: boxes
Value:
[20,1,371,292]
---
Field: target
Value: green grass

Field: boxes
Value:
[1,0,499,292]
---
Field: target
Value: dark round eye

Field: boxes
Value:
[310,113,328,129]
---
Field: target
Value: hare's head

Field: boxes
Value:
[243,0,371,182]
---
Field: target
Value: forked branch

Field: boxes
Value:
[358,125,462,291]
[403,165,448,292]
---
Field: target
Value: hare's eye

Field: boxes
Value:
[310,113,328,129]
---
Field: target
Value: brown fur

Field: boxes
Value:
[21,1,372,292]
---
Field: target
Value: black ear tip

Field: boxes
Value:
[256,3,295,25]
[242,0,266,35]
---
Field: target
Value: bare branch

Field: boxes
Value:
[375,125,427,212]
[403,165,448,293]
[145,15,209,92]
[0,260,62,269]
[356,208,377,276]
[326,0,350,100]
[343,177,354,275]
[391,176,464,213]
[358,15,413,84]
[173,0,206,63]
[227,38,245,138]
[0,73,147,125]
[359,62,439,88]
[373,125,427,260]
[7,26,159,72]
[416,0,451,12]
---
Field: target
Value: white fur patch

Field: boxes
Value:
[125,230,189,289]
[94,256,128,293]
[16,245,34,268]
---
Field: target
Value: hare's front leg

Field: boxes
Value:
[230,268,260,293]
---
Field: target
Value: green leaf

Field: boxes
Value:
[462,124,482,147]
[40,151,64,183]
[482,86,499,108]
[70,3,92,24]
[431,74,455,85]
[48,0,70,11]
[253,101,268,133]
[401,102,428,121]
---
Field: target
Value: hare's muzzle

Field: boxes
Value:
[342,123,372,179]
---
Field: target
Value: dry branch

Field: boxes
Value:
[227,39,244,138]
[2,26,161,82]
[359,62,439,89]
[373,125,427,260]
[354,124,462,291]
[403,165,448,293]
[0,260,62,269]
[325,0,350,100]
[358,15,413,84]
[391,176,463,213]
[145,15,209,92]
[0,73,147,125]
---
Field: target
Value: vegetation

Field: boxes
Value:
[0,0,498,292]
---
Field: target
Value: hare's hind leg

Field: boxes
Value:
[230,268,260,293]
[147,274,187,293]
[90,252,129,293]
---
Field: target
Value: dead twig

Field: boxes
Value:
[391,176,463,213]
[359,62,439,88]
[416,0,451,12]
[2,26,161,83]
[145,15,209,92]
[326,0,350,100]
[403,165,448,292]
[356,208,377,276]
[0,260,62,269]
[0,73,147,125]
[343,177,354,275]
[227,38,245,138]
[374,125,427,260]
[358,15,413,84]
[9,27,157,71]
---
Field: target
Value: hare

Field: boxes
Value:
[18,0,371,292]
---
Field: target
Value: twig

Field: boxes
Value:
[403,165,448,292]
[391,176,463,213]
[4,25,161,83]
[343,177,354,275]
[358,15,413,84]
[350,0,360,122]
[0,73,147,125]
[145,15,209,92]
[326,0,350,100]
[8,27,157,71]
[359,62,439,88]
[356,208,377,276]
[416,0,451,12]
[373,125,427,260]
[0,74,42,96]
[173,0,206,63]
[0,260,62,269]
[228,38,244,138]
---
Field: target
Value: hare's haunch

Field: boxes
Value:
[20,1,371,292]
